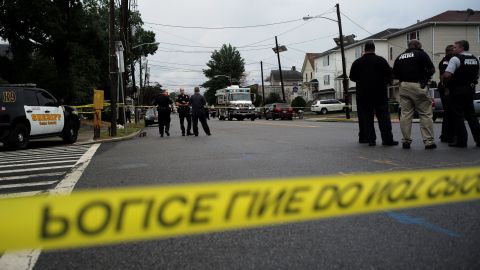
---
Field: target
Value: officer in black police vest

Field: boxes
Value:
[442,40,480,148]
[175,88,192,136]
[153,89,173,137]
[438,45,455,143]
[393,39,436,150]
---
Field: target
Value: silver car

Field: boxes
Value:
[144,108,158,127]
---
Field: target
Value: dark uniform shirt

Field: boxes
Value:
[393,48,435,83]
[349,53,392,103]
[189,93,206,116]
[175,94,190,114]
[439,55,452,75]
[153,95,172,112]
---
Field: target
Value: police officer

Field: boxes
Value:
[438,45,455,143]
[393,39,436,149]
[153,89,173,137]
[442,40,480,148]
[190,87,211,136]
[175,88,192,136]
[349,41,398,146]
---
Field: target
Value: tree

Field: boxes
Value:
[0,0,156,104]
[141,83,163,105]
[202,44,245,105]
[265,92,281,104]
[291,96,307,112]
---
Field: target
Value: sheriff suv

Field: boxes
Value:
[0,84,80,149]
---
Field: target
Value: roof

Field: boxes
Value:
[270,69,302,81]
[385,10,480,38]
[423,10,480,22]
[306,53,322,67]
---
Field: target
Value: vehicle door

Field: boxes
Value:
[331,100,341,111]
[23,89,44,136]
[35,90,64,133]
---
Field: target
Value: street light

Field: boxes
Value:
[131,42,159,107]
[303,4,351,119]
[131,42,160,50]
[214,74,232,85]
[272,36,287,102]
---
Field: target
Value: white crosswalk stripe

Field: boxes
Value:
[0,144,93,197]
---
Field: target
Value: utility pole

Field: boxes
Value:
[260,61,265,106]
[139,57,143,105]
[118,0,128,125]
[336,3,350,119]
[275,36,286,102]
[109,0,117,136]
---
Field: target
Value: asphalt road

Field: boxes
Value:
[34,115,480,269]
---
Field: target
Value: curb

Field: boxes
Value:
[74,129,144,146]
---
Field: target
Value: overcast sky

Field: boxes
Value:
[137,0,478,93]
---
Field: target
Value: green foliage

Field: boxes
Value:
[202,44,245,105]
[141,83,163,105]
[0,0,156,105]
[265,92,281,104]
[291,96,307,112]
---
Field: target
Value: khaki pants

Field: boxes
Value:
[399,82,434,145]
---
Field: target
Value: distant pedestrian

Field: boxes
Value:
[175,88,192,136]
[125,107,132,124]
[393,39,436,149]
[350,41,398,147]
[190,87,211,136]
[153,89,173,137]
[438,45,455,143]
[442,40,480,148]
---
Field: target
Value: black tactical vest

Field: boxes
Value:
[451,54,479,87]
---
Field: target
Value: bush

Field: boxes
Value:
[291,96,306,112]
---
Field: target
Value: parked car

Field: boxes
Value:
[0,84,80,149]
[311,99,345,114]
[264,103,293,120]
[474,91,480,115]
[429,88,443,122]
[254,107,264,119]
[144,107,158,127]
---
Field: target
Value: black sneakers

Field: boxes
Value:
[382,141,399,146]
[402,142,411,149]
[425,144,437,150]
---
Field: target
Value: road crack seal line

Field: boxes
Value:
[385,211,463,237]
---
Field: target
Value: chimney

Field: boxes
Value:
[291,66,296,71]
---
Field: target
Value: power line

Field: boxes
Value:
[340,11,373,35]
[144,18,304,30]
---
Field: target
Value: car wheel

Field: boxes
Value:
[432,115,437,122]
[251,117,255,121]
[289,117,293,120]
[62,119,79,144]
[8,123,29,149]
[145,120,150,127]
[321,108,327,115]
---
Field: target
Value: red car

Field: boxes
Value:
[264,103,293,120]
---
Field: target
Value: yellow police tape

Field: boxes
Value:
[0,167,479,252]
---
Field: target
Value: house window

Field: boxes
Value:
[323,55,329,66]
[323,75,330,86]
[407,30,420,44]
[305,73,308,81]
[310,72,312,79]
[355,46,362,59]
[389,47,393,60]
